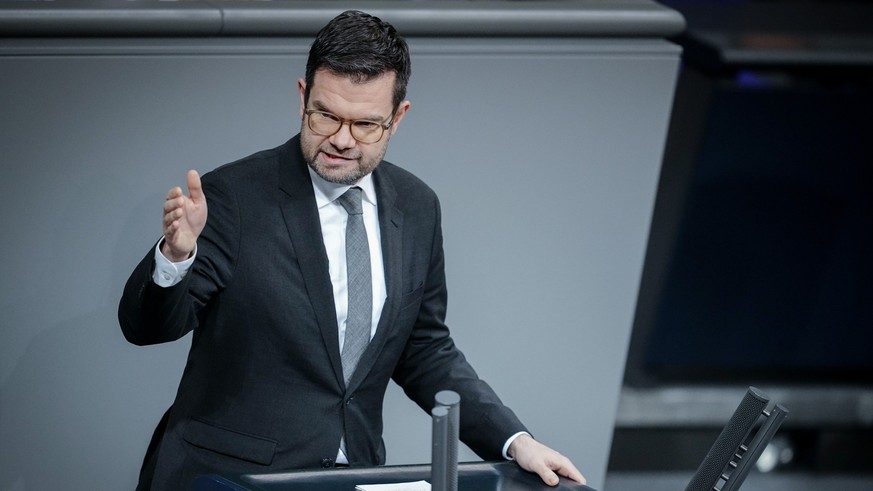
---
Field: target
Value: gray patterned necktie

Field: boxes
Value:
[336,187,372,385]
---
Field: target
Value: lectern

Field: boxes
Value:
[192,461,593,491]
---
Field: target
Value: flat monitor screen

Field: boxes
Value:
[625,68,873,387]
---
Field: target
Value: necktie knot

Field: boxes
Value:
[337,187,363,216]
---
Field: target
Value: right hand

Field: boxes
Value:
[161,170,207,262]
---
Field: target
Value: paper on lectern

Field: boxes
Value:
[355,480,431,491]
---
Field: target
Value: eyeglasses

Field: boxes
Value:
[304,109,394,144]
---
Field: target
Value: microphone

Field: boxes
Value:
[431,390,460,491]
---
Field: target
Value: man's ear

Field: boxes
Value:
[389,101,412,137]
[297,78,306,119]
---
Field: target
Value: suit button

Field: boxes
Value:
[321,458,334,468]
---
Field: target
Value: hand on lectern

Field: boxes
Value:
[508,434,586,487]
[161,169,207,262]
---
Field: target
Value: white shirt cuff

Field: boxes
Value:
[152,238,196,287]
[502,431,530,460]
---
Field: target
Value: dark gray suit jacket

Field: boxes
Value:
[119,136,526,490]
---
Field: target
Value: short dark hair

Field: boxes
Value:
[305,10,411,112]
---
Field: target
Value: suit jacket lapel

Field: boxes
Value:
[277,137,345,389]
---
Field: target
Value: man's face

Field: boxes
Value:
[299,69,410,185]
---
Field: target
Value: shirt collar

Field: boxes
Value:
[308,166,377,210]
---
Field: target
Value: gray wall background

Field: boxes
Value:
[0,37,679,490]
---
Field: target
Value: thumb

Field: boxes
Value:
[186,170,204,203]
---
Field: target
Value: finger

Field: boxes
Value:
[535,467,561,487]
[186,170,204,203]
[163,196,185,214]
[554,461,586,485]
[163,208,182,227]
[166,185,183,201]
[532,453,586,487]
[543,452,586,485]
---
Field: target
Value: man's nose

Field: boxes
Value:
[330,122,357,149]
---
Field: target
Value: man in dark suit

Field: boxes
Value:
[119,10,585,490]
